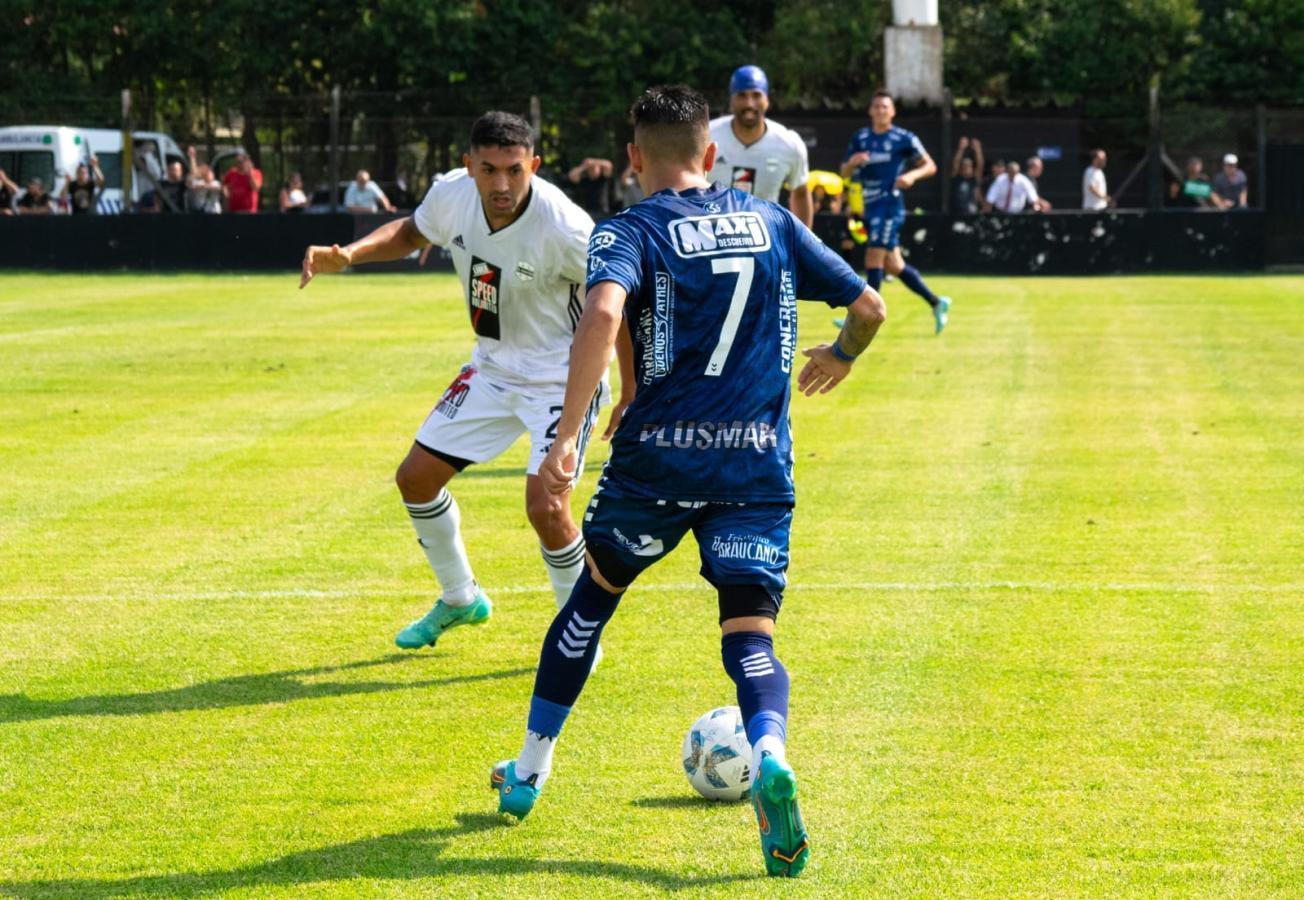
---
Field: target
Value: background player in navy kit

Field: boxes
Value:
[841,90,953,334]
[489,85,886,878]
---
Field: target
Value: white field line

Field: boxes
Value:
[3,580,1301,603]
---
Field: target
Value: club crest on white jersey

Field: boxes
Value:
[668,212,771,258]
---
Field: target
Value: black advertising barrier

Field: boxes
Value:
[0,210,1270,273]
[812,209,1269,273]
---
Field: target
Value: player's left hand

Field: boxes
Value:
[797,345,853,396]
[895,175,913,190]
[540,435,579,495]
[601,395,632,441]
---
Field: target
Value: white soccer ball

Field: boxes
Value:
[682,705,752,801]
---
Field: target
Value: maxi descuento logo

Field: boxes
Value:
[667,212,771,258]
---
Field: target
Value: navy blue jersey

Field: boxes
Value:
[585,185,864,503]
[843,126,927,206]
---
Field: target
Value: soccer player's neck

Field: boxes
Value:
[730,117,767,147]
[639,166,710,196]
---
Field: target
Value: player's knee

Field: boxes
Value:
[395,457,436,502]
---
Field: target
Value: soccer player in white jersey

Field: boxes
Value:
[706,65,813,227]
[300,112,631,654]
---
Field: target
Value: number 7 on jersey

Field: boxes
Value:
[705,257,754,377]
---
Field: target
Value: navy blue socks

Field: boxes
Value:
[899,264,939,307]
[721,631,790,763]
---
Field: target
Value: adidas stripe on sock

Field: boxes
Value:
[404,489,477,606]
[541,535,586,610]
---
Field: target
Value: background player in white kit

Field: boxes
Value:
[706,65,813,227]
[300,112,630,654]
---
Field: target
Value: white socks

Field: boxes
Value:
[516,731,556,787]
[540,535,585,610]
[405,490,477,606]
[754,734,787,767]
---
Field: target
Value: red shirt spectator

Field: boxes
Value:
[222,152,263,212]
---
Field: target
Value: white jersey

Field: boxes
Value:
[706,115,810,201]
[413,169,593,389]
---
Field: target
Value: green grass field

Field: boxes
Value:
[1,271,1302,897]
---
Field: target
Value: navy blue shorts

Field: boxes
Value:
[581,476,792,599]
[866,200,905,249]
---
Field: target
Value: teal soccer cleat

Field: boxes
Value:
[933,295,952,334]
[394,591,491,649]
[490,759,539,821]
[751,751,810,877]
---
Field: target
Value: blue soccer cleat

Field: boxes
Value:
[751,751,810,877]
[490,759,539,821]
[933,295,952,334]
[394,590,491,649]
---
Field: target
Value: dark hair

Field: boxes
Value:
[470,111,535,152]
[630,85,709,130]
[871,89,893,102]
[629,85,710,162]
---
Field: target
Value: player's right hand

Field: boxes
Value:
[847,151,871,167]
[299,244,352,289]
[797,345,852,396]
[540,436,579,495]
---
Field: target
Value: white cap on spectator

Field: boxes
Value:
[1223,153,1238,165]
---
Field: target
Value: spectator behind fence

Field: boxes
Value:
[0,167,18,214]
[1212,153,1247,209]
[343,169,391,213]
[1025,157,1051,210]
[615,161,644,210]
[565,157,613,216]
[15,178,54,215]
[1082,149,1110,210]
[1168,156,1213,208]
[985,161,1040,213]
[222,151,263,213]
[280,172,308,212]
[185,146,222,213]
[950,136,984,213]
[60,157,105,215]
[344,169,393,213]
[157,161,188,213]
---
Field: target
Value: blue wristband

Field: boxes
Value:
[830,340,857,363]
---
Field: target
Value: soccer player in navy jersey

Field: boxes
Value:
[841,89,952,333]
[489,84,886,877]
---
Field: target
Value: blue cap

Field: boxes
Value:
[729,65,769,96]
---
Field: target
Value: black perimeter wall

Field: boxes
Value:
[0,210,1274,274]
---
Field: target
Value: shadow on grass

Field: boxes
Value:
[629,795,738,810]
[0,655,532,724]
[0,812,755,897]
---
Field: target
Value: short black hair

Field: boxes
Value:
[630,85,710,163]
[871,89,893,102]
[470,111,535,152]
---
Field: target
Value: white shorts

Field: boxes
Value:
[414,364,607,476]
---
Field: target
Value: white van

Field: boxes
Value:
[0,126,92,208]
[80,128,187,214]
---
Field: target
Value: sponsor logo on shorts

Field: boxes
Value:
[468,256,502,339]
[612,527,664,558]
[667,212,771,258]
[710,533,784,565]
[435,366,476,418]
[638,420,779,453]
